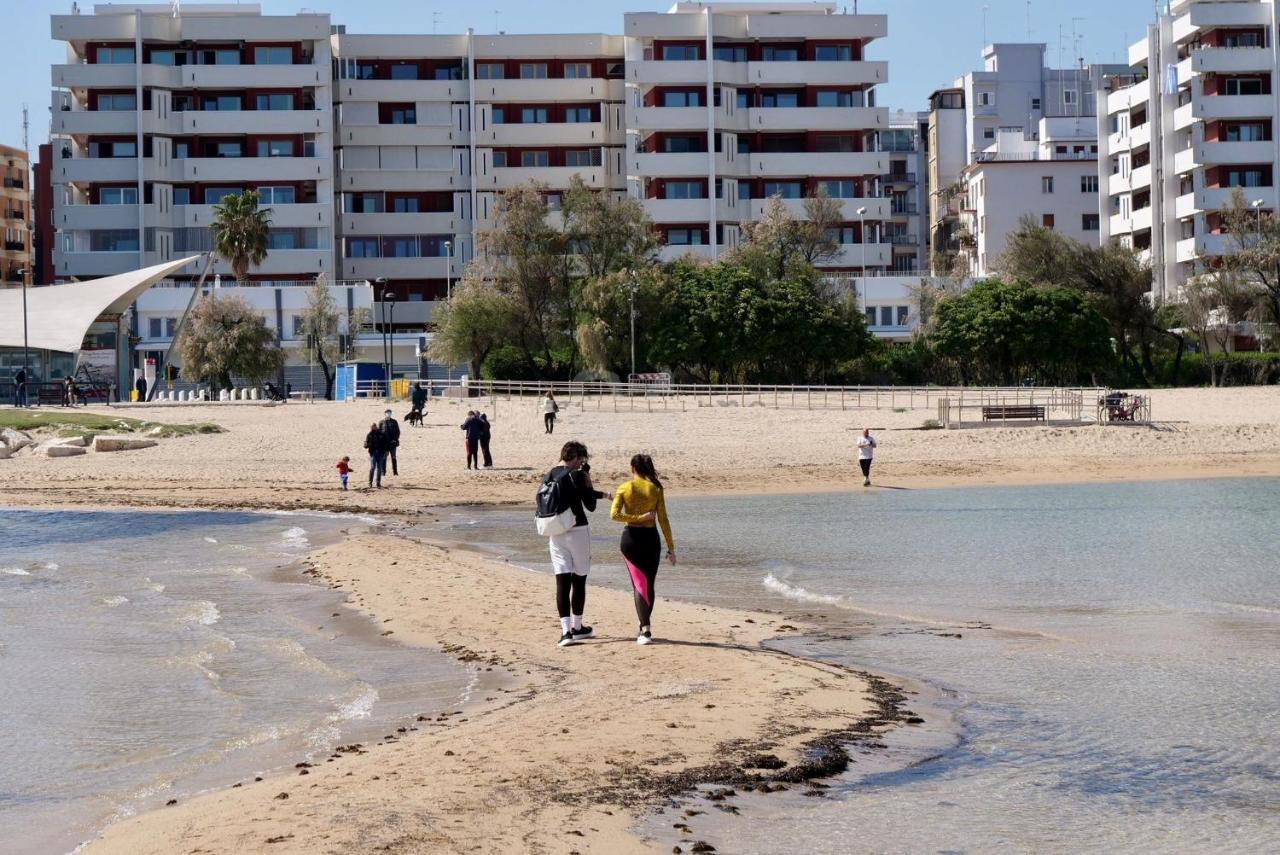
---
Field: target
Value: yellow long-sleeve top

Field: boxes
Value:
[610,477,674,550]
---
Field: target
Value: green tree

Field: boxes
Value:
[429,266,518,380]
[178,293,284,390]
[298,275,341,399]
[728,191,841,280]
[1183,271,1263,387]
[210,189,272,283]
[1220,187,1280,332]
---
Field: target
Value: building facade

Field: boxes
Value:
[1099,0,1280,300]
[0,144,32,288]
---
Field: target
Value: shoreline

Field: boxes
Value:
[81,525,925,854]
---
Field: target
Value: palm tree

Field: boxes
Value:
[210,190,272,283]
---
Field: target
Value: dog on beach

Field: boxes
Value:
[405,409,425,427]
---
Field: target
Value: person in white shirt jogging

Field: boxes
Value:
[857,428,877,486]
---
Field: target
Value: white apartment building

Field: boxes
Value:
[330,30,627,319]
[623,2,893,274]
[960,118,1102,276]
[49,3,337,284]
[1099,0,1280,300]
[879,110,928,273]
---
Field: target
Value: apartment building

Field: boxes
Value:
[1099,0,1280,300]
[49,3,337,284]
[330,30,627,314]
[960,118,1102,276]
[0,144,32,288]
[879,109,928,273]
[623,2,892,274]
[927,43,1124,264]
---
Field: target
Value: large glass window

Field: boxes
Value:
[662,90,702,108]
[99,187,138,205]
[256,139,295,158]
[173,187,191,205]
[382,236,418,258]
[663,136,703,153]
[476,63,504,79]
[492,107,506,124]
[1224,169,1266,187]
[661,45,700,61]
[762,46,799,62]
[565,107,593,123]
[259,186,295,205]
[492,151,507,167]
[386,106,416,124]
[825,226,856,244]
[565,150,594,167]
[390,63,420,80]
[214,142,243,158]
[434,64,463,80]
[203,95,242,111]
[521,150,550,167]
[713,45,747,62]
[345,237,378,257]
[667,229,704,245]
[391,196,419,213]
[815,90,855,108]
[760,91,799,108]
[96,93,137,111]
[1226,123,1267,142]
[520,63,548,79]
[521,107,549,124]
[763,181,802,199]
[97,47,135,64]
[814,45,853,61]
[664,181,704,199]
[256,93,295,111]
[1224,78,1263,96]
[254,46,293,65]
[90,230,139,252]
[204,187,243,204]
[564,63,591,79]
[819,180,856,198]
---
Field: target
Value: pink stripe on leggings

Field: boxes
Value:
[625,557,651,606]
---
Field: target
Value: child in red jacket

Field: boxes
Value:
[336,456,351,491]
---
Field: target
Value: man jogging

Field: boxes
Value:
[857,428,877,487]
[379,409,401,477]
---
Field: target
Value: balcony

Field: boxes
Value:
[1196,185,1270,212]
[1175,191,1198,220]
[1129,123,1151,150]
[1131,205,1153,233]
[626,60,706,85]
[477,78,622,103]
[52,62,179,90]
[749,197,889,220]
[1192,46,1272,75]
[630,151,708,177]
[742,13,886,40]
[1109,213,1133,236]
[341,124,456,147]
[58,203,141,230]
[341,256,457,280]
[54,155,138,183]
[1196,140,1275,166]
[179,64,324,90]
[1196,233,1232,257]
[880,172,917,185]
[54,250,141,276]
[656,243,715,263]
[485,166,607,190]
[630,106,712,131]
[1192,94,1273,121]
[750,152,884,177]
[830,243,891,268]
[888,234,919,247]
[341,212,457,234]
[748,106,884,131]
[1131,163,1153,189]
[338,80,466,102]
[487,122,608,147]
[184,202,330,229]
[747,60,886,87]
[643,198,712,222]
[179,109,329,135]
[51,110,138,136]
[1173,147,1198,175]
[1173,101,1196,130]
[181,157,330,182]
[338,169,460,192]
[1176,236,1197,263]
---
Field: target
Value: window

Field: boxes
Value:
[814,45,853,61]
[1224,168,1266,187]
[492,107,506,124]
[476,63,504,79]
[256,139,295,158]
[89,140,136,158]
[667,229,704,246]
[389,63,420,80]
[521,107,549,124]
[1041,176,1054,194]
[760,91,800,108]
[713,46,747,62]
[762,181,802,199]
[663,136,703,153]
[564,107,592,123]
[259,186,295,205]
[815,90,855,108]
[662,90,703,108]
[149,318,162,338]
[564,63,591,79]
[385,105,416,125]
[545,193,562,211]
[492,151,507,167]
[880,306,894,327]
[897,306,910,326]
[90,230,139,252]
[978,91,993,106]
[1042,214,1055,229]
[347,192,383,213]
[1224,32,1262,48]
[1032,97,1042,111]
[382,236,417,258]
[565,150,593,167]
[1063,90,1078,106]
[204,187,242,204]
[661,45,700,61]
[865,307,877,327]
[256,93,295,111]
[825,226,856,244]
[99,187,138,205]
[202,49,241,66]
[214,142,243,158]
[1081,175,1099,193]
[738,183,751,200]
[391,196,419,213]
[202,95,242,111]
[150,50,182,66]
[98,47,135,64]
[1226,123,1267,142]
[664,181,704,199]
[735,90,749,109]
[346,237,379,257]
[173,187,191,205]
[521,150,550,167]
[761,46,799,62]
[96,93,137,111]
[173,141,190,159]
[983,127,995,140]
[819,180,856,198]
[520,63,548,79]
[814,135,856,153]
[1224,78,1263,96]
[254,46,293,65]
[291,316,305,337]
[1082,214,1100,231]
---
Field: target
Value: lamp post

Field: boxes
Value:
[444,239,453,301]
[622,271,639,380]
[386,293,397,400]
[17,267,30,407]
[856,207,868,314]
[375,277,389,398]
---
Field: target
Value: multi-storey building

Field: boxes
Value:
[1099,0,1280,300]
[330,30,627,316]
[34,143,55,286]
[49,3,337,285]
[0,144,31,288]
[926,86,967,270]
[623,2,892,275]
[879,109,928,273]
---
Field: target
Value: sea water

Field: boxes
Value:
[0,509,473,855]
[439,478,1280,853]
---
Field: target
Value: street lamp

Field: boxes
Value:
[623,271,639,380]
[375,276,389,398]
[17,268,30,407]
[1251,198,1265,234]
[444,239,453,300]
[856,207,869,313]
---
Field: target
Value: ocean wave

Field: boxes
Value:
[265,508,380,525]
[335,685,378,721]
[1215,601,1280,616]
[762,573,845,606]
[204,537,218,544]
[42,562,59,571]
[1,567,31,576]
[99,595,130,607]
[179,600,221,626]
[281,526,310,549]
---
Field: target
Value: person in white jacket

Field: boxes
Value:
[857,429,877,486]
[542,391,560,434]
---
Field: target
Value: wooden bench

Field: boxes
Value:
[982,405,1046,422]
[37,386,66,406]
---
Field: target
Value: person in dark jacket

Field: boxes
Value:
[13,367,27,407]
[546,440,611,646]
[364,421,386,488]
[379,409,401,477]
[134,374,147,403]
[409,382,427,415]
[479,413,493,469]
[461,410,484,469]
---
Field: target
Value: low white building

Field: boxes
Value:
[960,118,1102,277]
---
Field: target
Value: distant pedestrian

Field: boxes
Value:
[364,422,386,488]
[857,428,877,487]
[409,381,428,417]
[379,409,401,477]
[134,374,147,403]
[63,376,78,408]
[13,367,26,407]
[461,410,484,470]
[336,456,352,491]
[479,413,493,468]
[542,391,559,434]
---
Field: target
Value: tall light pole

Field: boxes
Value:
[625,272,639,379]
[856,207,868,314]
[375,276,389,398]
[386,293,397,400]
[444,239,453,300]
[17,267,30,407]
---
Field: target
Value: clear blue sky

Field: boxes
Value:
[2,0,1157,156]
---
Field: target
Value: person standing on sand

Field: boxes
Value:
[364,422,386,489]
[336,456,352,491]
[610,454,675,645]
[546,441,610,647]
[409,382,427,417]
[379,409,401,477]
[857,428,877,487]
[479,413,494,469]
[542,391,559,434]
[461,410,484,470]
[13,367,26,407]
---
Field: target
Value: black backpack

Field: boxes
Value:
[535,468,574,536]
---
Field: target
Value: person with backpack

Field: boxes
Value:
[610,454,675,645]
[542,391,559,434]
[536,441,611,647]
[379,409,401,477]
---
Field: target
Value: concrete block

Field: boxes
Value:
[92,435,159,453]
[0,445,11,460]
[249,388,259,400]
[57,436,90,447]
[45,444,88,458]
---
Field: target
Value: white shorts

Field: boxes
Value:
[549,525,592,576]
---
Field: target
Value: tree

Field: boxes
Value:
[211,190,272,283]
[429,266,518,380]
[178,294,284,390]
[298,275,341,399]
[1183,271,1262,387]
[729,191,840,280]
[1220,187,1280,333]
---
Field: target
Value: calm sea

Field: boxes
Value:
[0,509,473,855]
[437,478,1280,853]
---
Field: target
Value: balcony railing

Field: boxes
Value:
[971,151,1097,163]
[880,172,917,184]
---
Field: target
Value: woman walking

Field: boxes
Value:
[610,454,675,645]
[857,428,877,487]
[542,391,559,434]
[545,441,609,646]
[364,422,386,488]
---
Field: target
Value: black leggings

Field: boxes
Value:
[555,573,587,619]
[859,458,872,478]
[544,413,556,433]
[621,526,661,629]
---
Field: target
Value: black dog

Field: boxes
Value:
[404,408,425,427]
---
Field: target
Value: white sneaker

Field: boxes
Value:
[863,478,871,487]
[636,630,652,645]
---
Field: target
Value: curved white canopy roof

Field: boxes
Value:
[0,256,203,353]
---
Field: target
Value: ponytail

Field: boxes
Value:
[630,454,663,491]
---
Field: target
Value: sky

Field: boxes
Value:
[1,0,1159,156]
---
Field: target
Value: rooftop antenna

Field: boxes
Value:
[432,10,441,33]
[982,5,990,47]
[1026,0,1032,40]
[494,9,500,34]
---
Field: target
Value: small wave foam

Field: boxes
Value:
[99,595,130,607]
[204,537,218,544]
[180,600,221,626]
[1215,601,1280,616]
[335,685,378,721]
[42,562,59,571]
[1,567,31,576]
[762,573,844,606]
[281,526,310,549]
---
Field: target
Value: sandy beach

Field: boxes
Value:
[6,386,1279,852]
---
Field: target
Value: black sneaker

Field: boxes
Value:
[571,625,594,640]
[557,631,577,647]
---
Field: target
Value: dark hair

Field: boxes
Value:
[560,440,588,463]
[630,454,663,491]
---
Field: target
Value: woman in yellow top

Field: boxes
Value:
[610,454,675,645]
